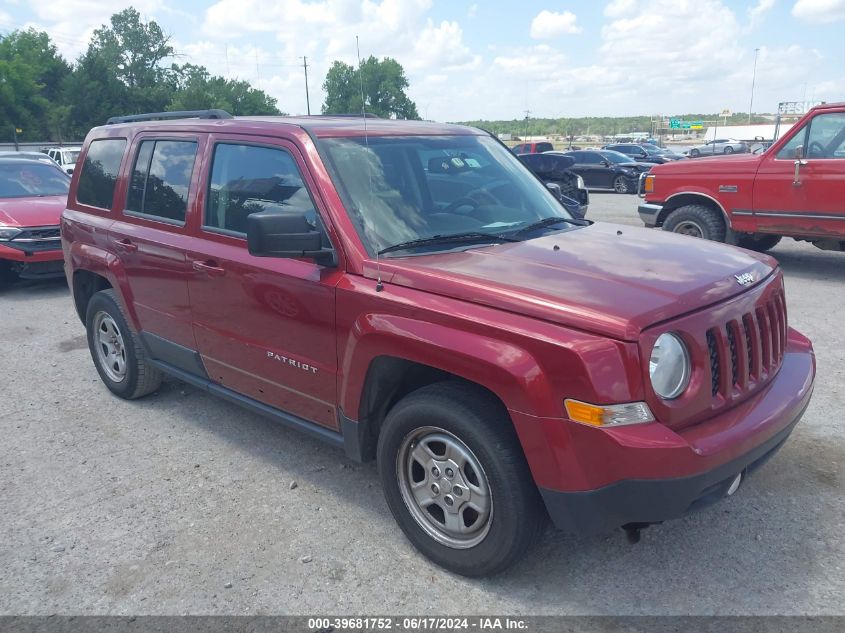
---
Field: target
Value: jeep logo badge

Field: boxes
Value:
[735,272,755,286]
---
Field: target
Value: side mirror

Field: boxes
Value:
[545,182,563,201]
[794,146,805,160]
[601,160,611,167]
[246,211,334,265]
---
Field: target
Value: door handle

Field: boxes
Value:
[113,238,138,252]
[192,260,226,277]
[793,159,808,186]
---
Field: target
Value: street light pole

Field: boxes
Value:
[748,47,760,124]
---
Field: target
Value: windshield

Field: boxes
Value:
[601,151,637,164]
[0,163,70,198]
[65,150,81,163]
[319,135,572,256]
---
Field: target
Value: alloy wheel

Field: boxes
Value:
[94,311,127,383]
[397,426,493,549]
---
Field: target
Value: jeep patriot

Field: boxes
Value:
[62,110,816,576]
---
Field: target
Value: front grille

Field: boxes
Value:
[4,225,62,253]
[15,227,61,241]
[706,289,787,400]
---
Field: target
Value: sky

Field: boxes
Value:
[1,0,845,121]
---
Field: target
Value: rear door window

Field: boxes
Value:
[125,139,197,224]
[76,139,127,210]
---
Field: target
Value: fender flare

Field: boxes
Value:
[69,241,139,329]
[339,313,555,420]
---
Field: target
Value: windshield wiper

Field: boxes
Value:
[378,231,519,256]
[506,216,589,238]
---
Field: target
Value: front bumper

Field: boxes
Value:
[516,329,815,534]
[637,202,663,227]
[0,241,64,263]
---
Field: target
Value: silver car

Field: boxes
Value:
[688,138,748,157]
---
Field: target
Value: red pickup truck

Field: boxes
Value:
[62,111,815,576]
[639,101,845,252]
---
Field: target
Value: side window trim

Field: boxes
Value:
[121,136,199,227]
[201,140,324,239]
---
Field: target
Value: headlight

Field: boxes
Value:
[649,332,691,399]
[575,175,585,190]
[0,227,22,241]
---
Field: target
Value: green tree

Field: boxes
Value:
[62,7,178,134]
[322,56,419,119]
[169,64,282,115]
[0,29,71,141]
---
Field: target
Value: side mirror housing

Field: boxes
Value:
[601,160,611,167]
[246,212,334,265]
[794,145,805,160]
[546,182,563,201]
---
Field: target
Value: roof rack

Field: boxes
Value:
[303,113,381,119]
[106,109,233,125]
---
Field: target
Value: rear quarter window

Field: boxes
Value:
[76,139,127,210]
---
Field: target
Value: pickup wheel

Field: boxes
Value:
[377,382,546,577]
[85,289,162,399]
[663,204,726,242]
[738,233,782,252]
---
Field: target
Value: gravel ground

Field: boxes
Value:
[0,193,842,615]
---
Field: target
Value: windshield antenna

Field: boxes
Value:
[357,35,383,292]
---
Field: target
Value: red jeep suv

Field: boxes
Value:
[62,111,815,576]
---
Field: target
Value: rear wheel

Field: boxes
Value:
[377,382,546,577]
[613,175,631,194]
[85,289,162,399]
[663,204,727,242]
[724,146,734,154]
[690,148,700,158]
[738,233,782,252]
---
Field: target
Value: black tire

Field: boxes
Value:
[662,204,727,242]
[738,233,782,252]
[85,289,162,399]
[377,381,546,577]
[612,175,631,194]
[724,146,734,154]
[690,148,700,158]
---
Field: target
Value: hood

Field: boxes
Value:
[652,153,761,176]
[372,222,775,341]
[0,195,66,228]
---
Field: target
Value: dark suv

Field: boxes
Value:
[62,110,815,576]
[603,143,672,164]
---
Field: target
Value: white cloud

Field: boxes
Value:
[748,0,776,27]
[411,20,480,71]
[467,3,478,19]
[792,0,845,22]
[604,0,639,18]
[529,10,582,39]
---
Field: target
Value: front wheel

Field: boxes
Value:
[377,382,546,577]
[724,146,734,154]
[690,149,700,158]
[613,175,631,194]
[663,204,727,242]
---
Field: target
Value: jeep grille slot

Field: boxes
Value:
[707,290,787,401]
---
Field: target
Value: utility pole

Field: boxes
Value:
[748,47,760,124]
[303,56,311,115]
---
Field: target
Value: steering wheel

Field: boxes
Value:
[441,196,482,214]
[808,141,826,158]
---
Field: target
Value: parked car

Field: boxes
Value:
[0,151,63,170]
[42,146,82,174]
[554,149,654,194]
[62,110,814,576]
[0,157,70,286]
[639,101,845,253]
[687,139,748,157]
[640,144,686,161]
[602,143,672,164]
[511,141,553,155]
[517,152,589,214]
